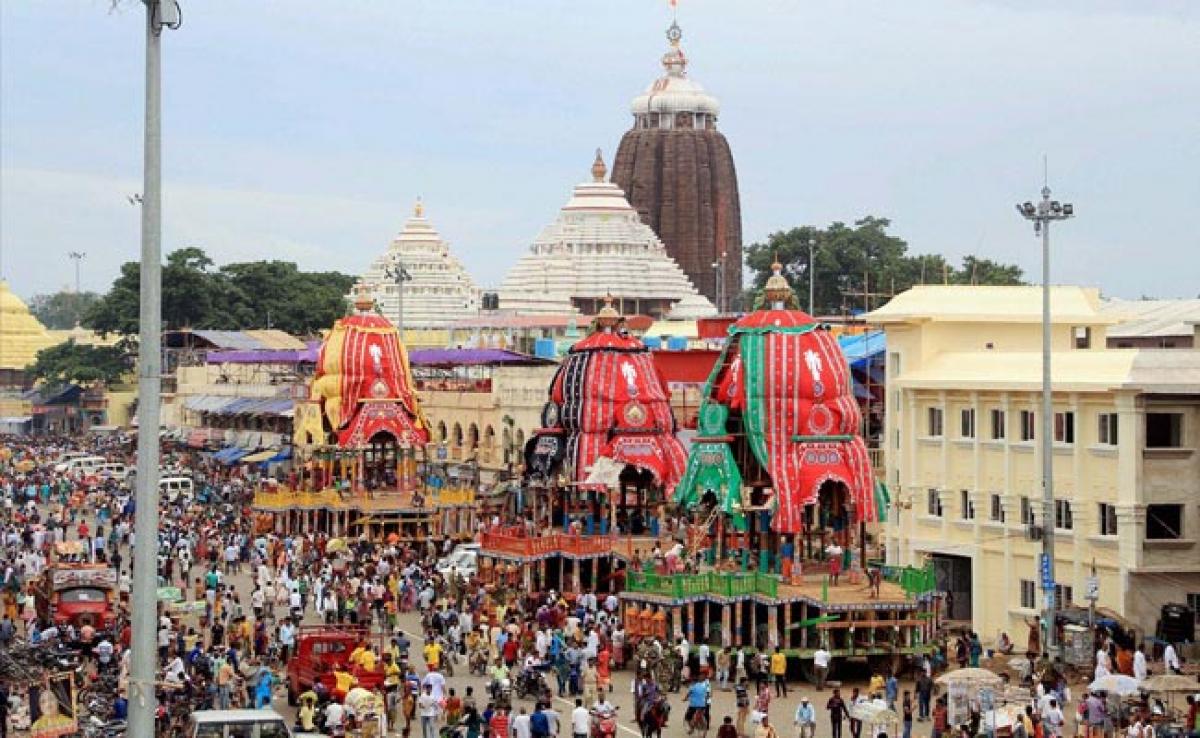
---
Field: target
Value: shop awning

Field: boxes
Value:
[267,447,293,463]
[240,449,277,464]
[213,446,249,464]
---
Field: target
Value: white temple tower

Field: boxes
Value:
[353,200,481,329]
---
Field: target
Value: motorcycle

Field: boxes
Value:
[591,706,620,738]
[488,678,513,711]
[514,668,550,702]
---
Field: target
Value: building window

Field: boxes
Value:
[991,409,1006,440]
[960,408,976,439]
[1020,580,1036,609]
[1098,503,1119,536]
[960,490,975,520]
[1098,413,1119,446]
[1074,326,1092,349]
[927,489,943,517]
[990,494,1005,523]
[928,407,944,437]
[1054,412,1075,444]
[1019,410,1036,441]
[1187,594,1200,622]
[1056,583,1075,607]
[1021,496,1033,525]
[1146,413,1184,448]
[1146,504,1183,540]
[1054,499,1073,530]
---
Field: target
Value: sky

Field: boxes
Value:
[2,0,1198,302]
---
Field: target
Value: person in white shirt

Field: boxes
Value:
[571,699,590,738]
[325,702,346,731]
[813,647,832,691]
[698,642,711,670]
[423,669,447,700]
[417,685,441,738]
[1043,698,1065,738]
[512,707,533,738]
[1133,644,1148,682]
[1164,642,1182,674]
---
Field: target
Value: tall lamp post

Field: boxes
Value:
[131,2,180,737]
[711,251,727,313]
[385,261,412,335]
[68,251,87,294]
[807,238,817,316]
[1015,185,1074,660]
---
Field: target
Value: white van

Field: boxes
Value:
[159,476,195,503]
[98,462,130,481]
[55,456,107,474]
[186,709,292,738]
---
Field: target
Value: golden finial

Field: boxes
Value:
[591,149,607,183]
[414,197,424,218]
[352,283,377,313]
[764,255,792,305]
[596,293,621,329]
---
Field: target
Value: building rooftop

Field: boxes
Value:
[866,285,1113,324]
[1103,298,1200,339]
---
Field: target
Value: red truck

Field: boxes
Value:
[286,625,387,705]
[36,564,119,631]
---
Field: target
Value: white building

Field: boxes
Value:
[353,201,481,329]
[497,152,715,320]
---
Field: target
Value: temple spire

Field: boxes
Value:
[591,149,607,183]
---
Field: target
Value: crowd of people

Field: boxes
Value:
[2,432,1199,738]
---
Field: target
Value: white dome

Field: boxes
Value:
[629,24,720,118]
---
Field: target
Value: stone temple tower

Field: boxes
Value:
[611,20,742,310]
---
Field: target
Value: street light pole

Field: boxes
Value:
[1016,185,1074,661]
[68,251,86,294]
[808,238,817,316]
[129,3,179,737]
[385,261,411,335]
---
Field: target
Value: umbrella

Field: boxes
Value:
[849,700,898,724]
[1140,674,1198,694]
[937,668,1004,687]
[326,538,348,553]
[1088,674,1141,696]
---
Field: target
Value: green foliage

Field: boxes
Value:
[28,291,101,329]
[84,247,357,336]
[26,339,135,386]
[743,217,1025,315]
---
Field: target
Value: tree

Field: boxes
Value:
[84,247,356,336]
[28,291,101,329]
[743,217,1025,315]
[26,339,135,386]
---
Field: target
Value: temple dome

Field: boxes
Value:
[629,22,721,121]
[497,151,715,320]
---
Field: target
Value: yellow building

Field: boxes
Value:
[411,348,558,482]
[869,285,1200,638]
